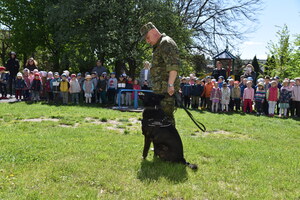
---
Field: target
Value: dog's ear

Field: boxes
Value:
[142,93,165,107]
[157,94,165,101]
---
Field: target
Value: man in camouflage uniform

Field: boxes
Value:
[140,22,180,125]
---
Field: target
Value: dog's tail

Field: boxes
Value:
[186,162,198,170]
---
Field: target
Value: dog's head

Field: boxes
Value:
[142,93,165,107]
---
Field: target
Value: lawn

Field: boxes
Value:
[0,102,299,200]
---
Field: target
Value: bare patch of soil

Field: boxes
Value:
[58,123,80,128]
[22,118,60,122]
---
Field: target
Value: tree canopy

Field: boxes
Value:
[265,24,300,78]
[0,0,262,76]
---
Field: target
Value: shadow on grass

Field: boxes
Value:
[137,158,188,183]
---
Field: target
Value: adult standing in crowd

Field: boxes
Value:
[140,22,180,125]
[139,61,151,89]
[243,64,256,84]
[6,52,20,96]
[26,57,38,72]
[212,61,227,81]
[92,60,108,76]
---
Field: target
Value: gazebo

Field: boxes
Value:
[213,48,236,79]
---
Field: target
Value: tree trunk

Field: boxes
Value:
[1,40,6,66]
[115,60,125,78]
[127,57,137,78]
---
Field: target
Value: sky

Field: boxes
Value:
[236,0,300,60]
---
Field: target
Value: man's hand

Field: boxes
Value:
[168,86,175,96]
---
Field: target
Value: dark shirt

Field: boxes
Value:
[15,79,26,90]
[27,64,38,72]
[125,81,133,90]
[212,68,227,80]
[191,84,204,96]
[92,66,108,76]
[6,58,20,77]
[182,84,191,96]
[97,79,107,91]
[31,79,42,91]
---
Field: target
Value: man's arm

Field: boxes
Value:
[168,70,177,96]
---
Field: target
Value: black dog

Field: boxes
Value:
[141,93,197,170]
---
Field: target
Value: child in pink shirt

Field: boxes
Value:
[243,81,254,113]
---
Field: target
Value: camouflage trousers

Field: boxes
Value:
[160,94,177,126]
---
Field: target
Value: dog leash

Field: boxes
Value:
[174,93,206,132]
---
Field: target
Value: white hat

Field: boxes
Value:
[17,72,22,77]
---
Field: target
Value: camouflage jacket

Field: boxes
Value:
[151,34,180,94]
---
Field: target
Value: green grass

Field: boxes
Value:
[0,102,299,199]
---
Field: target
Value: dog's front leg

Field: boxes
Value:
[143,137,151,159]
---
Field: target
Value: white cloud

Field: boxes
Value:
[243,41,264,46]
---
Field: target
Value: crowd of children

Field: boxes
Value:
[180,74,300,118]
[0,66,146,106]
[1,65,300,118]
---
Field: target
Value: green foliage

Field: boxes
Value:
[0,0,193,75]
[265,24,300,78]
[251,55,260,75]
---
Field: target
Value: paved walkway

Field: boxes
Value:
[0,95,18,103]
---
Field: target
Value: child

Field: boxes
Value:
[117,75,126,105]
[231,81,241,111]
[40,71,48,100]
[278,80,292,118]
[210,81,221,112]
[69,74,81,104]
[220,82,230,112]
[125,76,133,106]
[217,76,224,88]
[254,82,266,115]
[263,76,271,115]
[22,68,31,100]
[97,73,107,105]
[83,75,94,103]
[182,79,191,108]
[228,79,235,111]
[0,66,9,99]
[132,79,141,100]
[91,72,98,103]
[292,77,300,117]
[30,73,42,102]
[199,79,206,109]
[202,76,214,110]
[107,72,117,104]
[59,74,70,105]
[15,72,26,101]
[266,81,280,117]
[243,81,254,113]
[45,71,54,103]
[50,72,61,104]
[77,73,85,103]
[191,78,204,109]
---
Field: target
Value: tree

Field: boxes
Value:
[0,28,11,65]
[0,0,263,75]
[266,24,294,78]
[290,34,300,77]
[175,0,262,55]
[191,54,207,76]
[251,55,260,75]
